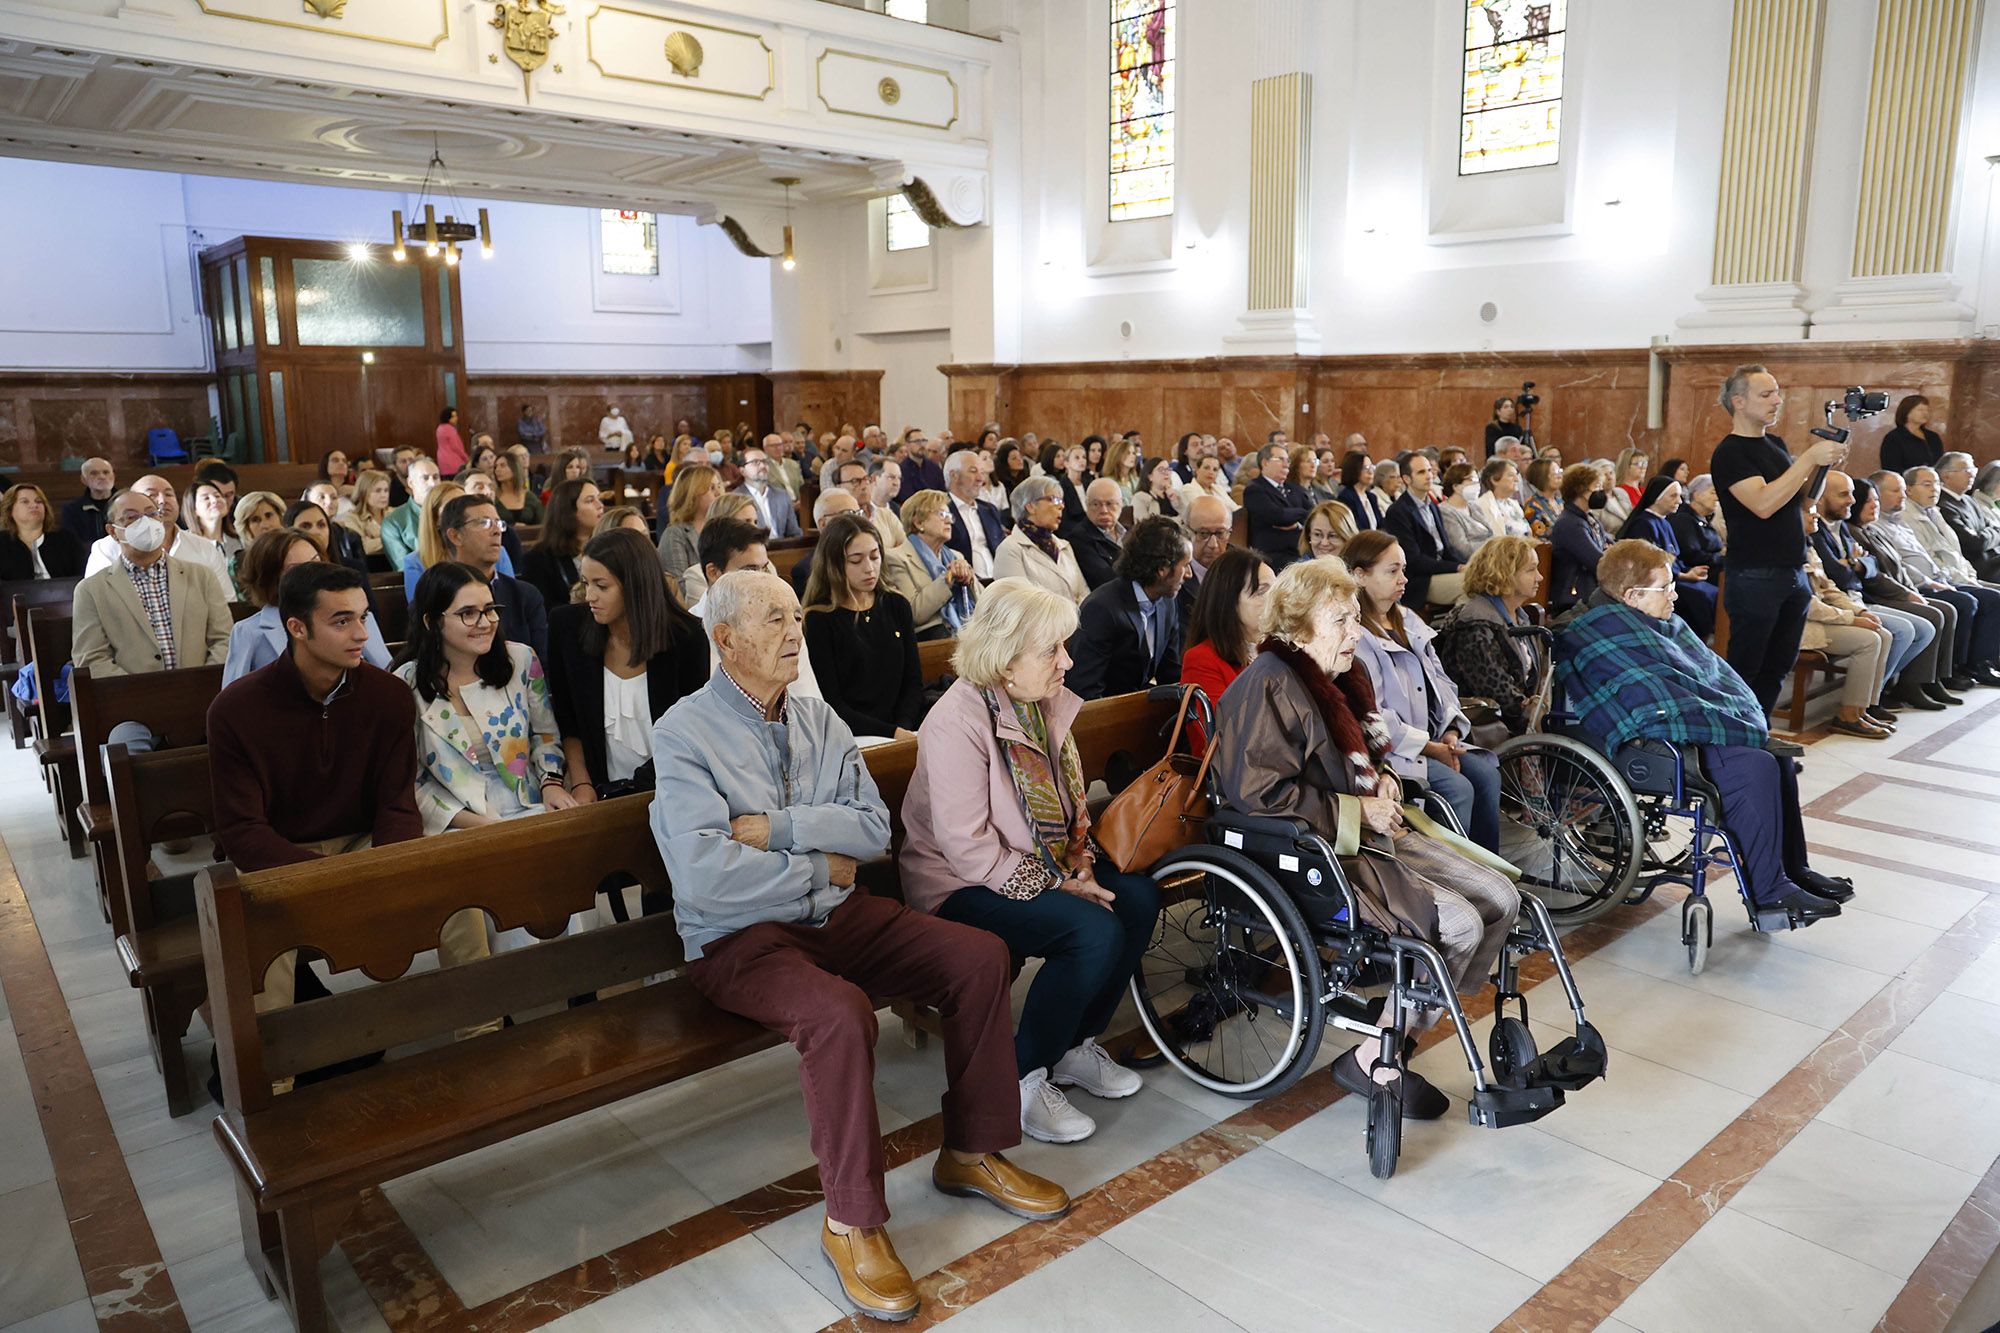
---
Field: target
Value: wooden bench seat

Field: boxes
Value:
[6,577,79,750]
[25,609,83,859]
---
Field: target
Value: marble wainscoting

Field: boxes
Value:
[459,375,766,457]
[766,371,884,442]
[0,374,214,470]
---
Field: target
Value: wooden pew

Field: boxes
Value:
[6,578,79,750]
[198,689,1177,1331]
[26,610,83,859]
[917,636,956,683]
[367,573,409,644]
[70,665,224,927]
[105,743,216,1116]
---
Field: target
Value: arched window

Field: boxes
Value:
[1110,1,1174,221]
[1460,0,1567,176]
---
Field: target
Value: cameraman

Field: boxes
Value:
[1708,364,1847,712]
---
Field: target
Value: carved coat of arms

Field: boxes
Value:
[491,0,565,100]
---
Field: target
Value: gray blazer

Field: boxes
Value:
[72,554,233,676]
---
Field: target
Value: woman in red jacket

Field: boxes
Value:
[1179,546,1273,752]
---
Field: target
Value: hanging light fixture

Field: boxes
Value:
[775,176,799,272]
[390,137,493,264]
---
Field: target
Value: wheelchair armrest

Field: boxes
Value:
[1207,810,1316,843]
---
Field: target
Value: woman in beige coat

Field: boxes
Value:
[881,489,979,638]
[991,475,1088,603]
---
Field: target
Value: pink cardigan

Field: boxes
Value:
[898,678,1084,915]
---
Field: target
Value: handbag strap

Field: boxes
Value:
[1162,686,1191,756]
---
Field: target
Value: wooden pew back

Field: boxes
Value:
[4,577,79,664]
[26,609,72,739]
[106,743,214,939]
[71,664,224,817]
[369,573,410,643]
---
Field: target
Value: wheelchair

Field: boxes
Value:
[1129,688,1607,1180]
[1490,625,1822,974]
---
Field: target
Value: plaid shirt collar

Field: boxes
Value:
[720,665,788,723]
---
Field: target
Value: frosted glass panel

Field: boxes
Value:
[269,371,287,457]
[243,369,264,460]
[438,266,454,347]
[217,264,239,351]
[292,258,425,347]
[235,257,254,348]
[260,257,280,346]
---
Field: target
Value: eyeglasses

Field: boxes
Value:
[462,516,510,531]
[1629,583,1676,597]
[450,604,505,627]
[1191,527,1229,542]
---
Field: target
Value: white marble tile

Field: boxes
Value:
[1805,818,1999,886]
[0,1023,55,1196]
[1818,1049,2000,1176]
[0,1299,95,1333]
[1560,958,1829,1098]
[1613,1201,1902,1332]
[42,933,130,1002]
[125,1128,241,1267]
[1578,915,1886,1029]
[541,1233,842,1333]
[0,1181,88,1325]
[63,984,151,1074]
[1842,784,2000,852]
[1949,938,2000,1008]
[1764,903,1942,977]
[1727,1120,1976,1279]
[1134,1055,1263,1125]
[1890,991,2000,1086]
[95,1048,216,1158]
[1405,1015,1753,1180]
[939,1237,1239,1332]
[1103,1146,1539,1332]
[380,1110,713,1308]
[168,1243,300,1333]
[1792,853,1984,931]
[1268,1091,1658,1283]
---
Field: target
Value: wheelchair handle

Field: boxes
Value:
[1507,625,1554,643]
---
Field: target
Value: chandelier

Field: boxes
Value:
[390,138,492,266]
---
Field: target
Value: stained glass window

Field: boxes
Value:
[1110,0,1174,221]
[1460,0,1566,176]
[886,194,929,252]
[600,209,659,276]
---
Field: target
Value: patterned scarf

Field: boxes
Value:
[985,689,1090,876]
[1258,636,1396,796]
[912,535,973,632]
[1022,520,1064,564]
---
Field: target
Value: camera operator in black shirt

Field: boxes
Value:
[1707,363,1849,712]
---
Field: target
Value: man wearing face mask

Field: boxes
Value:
[599,405,634,454]
[84,473,232,601]
[73,487,232,680]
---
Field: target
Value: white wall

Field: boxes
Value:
[0,158,772,373]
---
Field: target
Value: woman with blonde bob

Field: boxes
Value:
[900,579,1163,1145]
[883,488,979,639]
[655,463,718,601]
[1213,556,1520,1119]
[1433,535,1547,735]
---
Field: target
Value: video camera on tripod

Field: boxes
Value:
[1805,386,1889,501]
[1513,381,1540,450]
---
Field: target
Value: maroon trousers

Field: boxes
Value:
[687,892,1021,1227]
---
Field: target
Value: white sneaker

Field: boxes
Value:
[1052,1039,1143,1099]
[1021,1068,1096,1143]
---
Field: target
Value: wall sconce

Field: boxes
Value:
[775,176,799,272]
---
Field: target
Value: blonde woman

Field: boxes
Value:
[227,491,287,597]
[883,489,979,639]
[401,480,466,600]
[339,469,394,556]
[675,492,759,605]
[655,463,718,601]
[1299,499,1358,562]
[1100,437,1144,503]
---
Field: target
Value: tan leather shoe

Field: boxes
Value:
[932,1151,1072,1221]
[819,1221,918,1322]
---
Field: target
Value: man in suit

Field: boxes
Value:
[1063,478,1127,591]
[1380,452,1462,609]
[380,456,442,570]
[1065,517,1192,701]
[73,487,232,681]
[1242,444,1312,569]
[736,445,802,540]
[943,451,1005,579]
[60,456,116,550]
[763,432,804,500]
[438,493,547,664]
[1935,452,2000,581]
[897,429,948,504]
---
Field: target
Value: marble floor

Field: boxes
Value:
[3,694,2000,1332]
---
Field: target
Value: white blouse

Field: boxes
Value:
[603,667,652,783]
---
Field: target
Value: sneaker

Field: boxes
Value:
[1021,1068,1096,1143]
[1051,1039,1143,1099]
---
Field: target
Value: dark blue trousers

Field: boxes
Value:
[1723,566,1812,712]
[1703,743,1811,907]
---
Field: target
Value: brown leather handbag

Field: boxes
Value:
[1095,690,1217,874]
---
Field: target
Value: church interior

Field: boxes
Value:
[3,0,2000,1329]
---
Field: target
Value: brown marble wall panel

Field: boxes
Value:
[768,371,881,441]
[461,375,723,456]
[0,374,214,470]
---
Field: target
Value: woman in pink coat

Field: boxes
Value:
[435,406,469,477]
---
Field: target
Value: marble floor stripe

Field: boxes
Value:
[1872,696,2000,778]
[1800,773,2000,858]
[1877,1153,2000,1333]
[1496,889,2000,1332]
[0,838,189,1333]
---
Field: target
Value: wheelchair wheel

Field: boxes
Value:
[1490,1017,1538,1090]
[1132,844,1324,1099]
[1494,735,1643,923]
[1367,1081,1402,1180]
[1684,897,1712,975]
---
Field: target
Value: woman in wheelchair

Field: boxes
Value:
[1554,540,1853,924]
[1213,557,1520,1119]
[1343,530,1503,852]
[1433,535,1546,736]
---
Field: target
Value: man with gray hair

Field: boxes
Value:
[943,449,1004,579]
[790,484,862,596]
[1064,477,1128,590]
[1933,451,2000,580]
[651,570,1069,1321]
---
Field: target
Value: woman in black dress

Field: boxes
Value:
[801,512,924,741]
[519,477,604,608]
[1880,394,1945,475]
[0,483,84,580]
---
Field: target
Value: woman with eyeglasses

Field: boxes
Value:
[1299,500,1358,562]
[394,560,574,832]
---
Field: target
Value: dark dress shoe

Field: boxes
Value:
[1331,1046,1451,1120]
[1797,868,1855,902]
[1864,705,1898,726]
[1828,717,1888,739]
[1912,683,1956,708]
[1943,674,1977,693]
[1774,888,1842,922]
[1971,666,2000,687]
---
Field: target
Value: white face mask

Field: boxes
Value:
[119,514,168,554]
[708,449,724,464]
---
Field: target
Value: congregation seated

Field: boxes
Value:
[1815,471,1956,710]
[1242,443,1313,570]
[944,449,1008,579]
[902,577,1162,1145]
[1062,478,1126,591]
[1935,452,2000,580]
[0,482,86,580]
[1797,502,1899,737]
[1345,530,1501,851]
[518,476,604,609]
[400,481,518,600]
[1065,515,1191,701]
[1380,453,1463,608]
[792,485,863,596]
[735,443,802,539]
[1665,474,1725,575]
[1552,540,1851,923]
[992,476,1088,603]
[393,561,573,833]
[1300,500,1356,563]
[1437,463,1497,565]
[1548,463,1610,611]
[655,463,718,602]
[881,489,979,641]
[1432,535,1547,736]
[1178,546,1272,753]
[1892,467,2000,686]
[73,486,231,679]
[1601,447,1650,531]
[405,490,544,660]
[1473,457,1533,539]
[650,568,1071,1322]
[85,473,231,599]
[492,447,543,529]
[381,456,444,569]
[544,527,708,802]
[803,512,924,742]
[338,469,394,558]
[226,491,287,599]
[223,527,389,685]
[57,456,115,550]
[1213,556,1518,1122]
[1520,458,1562,539]
[1613,476,1717,640]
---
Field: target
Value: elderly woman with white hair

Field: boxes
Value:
[900,578,1162,1145]
[991,475,1089,603]
[1667,473,1725,580]
[1213,555,1520,1121]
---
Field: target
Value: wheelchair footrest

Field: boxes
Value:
[1467,1083,1564,1129]
[1514,1034,1608,1093]
[1752,906,1801,932]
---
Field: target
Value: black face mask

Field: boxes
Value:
[1588,491,1609,510]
